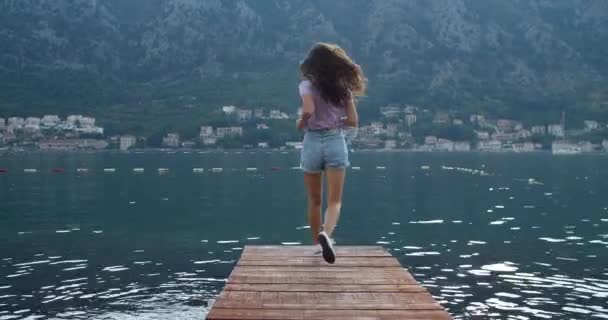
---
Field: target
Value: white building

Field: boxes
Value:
[256,123,270,130]
[470,114,485,124]
[531,125,546,135]
[497,119,520,132]
[216,127,243,138]
[478,140,502,152]
[403,104,419,113]
[257,142,269,148]
[371,122,384,130]
[404,105,418,114]
[578,141,594,153]
[0,118,5,129]
[476,131,490,141]
[41,115,61,128]
[436,138,455,152]
[237,109,253,122]
[356,126,378,139]
[76,127,104,135]
[254,108,265,119]
[552,140,581,154]
[66,115,96,128]
[547,124,565,137]
[385,124,399,138]
[269,109,289,119]
[162,133,180,148]
[8,117,25,129]
[454,141,471,152]
[199,126,214,138]
[513,142,535,152]
[222,105,237,115]
[424,136,438,145]
[120,135,137,151]
[203,137,217,146]
[25,117,41,126]
[79,117,96,128]
[492,132,517,142]
[24,117,41,132]
[453,119,464,126]
[66,115,81,126]
[404,113,417,127]
[285,141,303,149]
[384,139,397,149]
[38,139,108,151]
[602,140,608,151]
[584,120,599,132]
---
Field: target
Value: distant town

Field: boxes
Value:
[1,105,608,155]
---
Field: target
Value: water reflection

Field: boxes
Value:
[0,152,607,319]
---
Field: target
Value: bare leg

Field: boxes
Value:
[323,168,345,238]
[304,172,323,244]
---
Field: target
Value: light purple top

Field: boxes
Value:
[298,80,347,131]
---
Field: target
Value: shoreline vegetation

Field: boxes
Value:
[2,107,608,155]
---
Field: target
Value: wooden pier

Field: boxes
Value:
[206,245,452,320]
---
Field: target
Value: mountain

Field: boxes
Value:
[1,0,607,135]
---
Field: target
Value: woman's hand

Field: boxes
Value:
[297,113,312,130]
[344,98,358,127]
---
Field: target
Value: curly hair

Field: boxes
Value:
[300,43,367,107]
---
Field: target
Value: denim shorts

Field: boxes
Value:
[300,129,349,173]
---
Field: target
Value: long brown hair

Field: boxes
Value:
[300,43,367,106]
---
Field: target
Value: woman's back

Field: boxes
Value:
[298,80,346,131]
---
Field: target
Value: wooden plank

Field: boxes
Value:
[228,274,418,285]
[238,256,402,267]
[207,309,453,320]
[241,246,390,258]
[231,266,407,273]
[224,283,428,293]
[228,268,417,284]
[212,291,441,310]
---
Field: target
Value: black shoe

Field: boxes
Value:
[317,231,336,264]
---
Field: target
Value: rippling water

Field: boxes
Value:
[0,151,607,319]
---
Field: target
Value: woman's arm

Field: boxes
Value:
[343,97,358,127]
[297,94,315,130]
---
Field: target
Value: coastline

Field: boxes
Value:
[1,147,607,156]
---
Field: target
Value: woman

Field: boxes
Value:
[296,43,366,264]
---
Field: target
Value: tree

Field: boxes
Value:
[217,136,242,149]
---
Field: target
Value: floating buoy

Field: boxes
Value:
[24,169,37,173]
[193,168,205,173]
[133,168,144,173]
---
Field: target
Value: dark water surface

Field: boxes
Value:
[0,151,607,319]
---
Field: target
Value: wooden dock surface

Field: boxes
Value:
[206,245,453,320]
